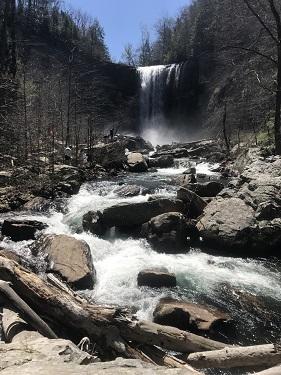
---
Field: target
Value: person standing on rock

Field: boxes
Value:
[110,128,114,142]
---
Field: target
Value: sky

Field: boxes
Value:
[67,0,190,61]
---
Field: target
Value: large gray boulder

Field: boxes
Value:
[197,152,281,255]
[83,199,185,234]
[143,212,190,252]
[197,197,255,251]
[127,152,148,172]
[137,268,177,288]
[182,181,224,197]
[153,298,232,337]
[33,234,96,290]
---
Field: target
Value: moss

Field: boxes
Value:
[256,120,274,147]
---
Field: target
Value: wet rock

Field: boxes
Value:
[127,152,148,172]
[23,197,51,212]
[86,198,185,232]
[137,268,177,288]
[0,248,21,263]
[114,184,142,197]
[153,298,232,336]
[1,220,47,242]
[148,155,174,168]
[143,212,190,253]
[177,187,206,218]
[33,234,96,290]
[82,211,105,236]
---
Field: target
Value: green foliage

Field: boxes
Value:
[256,120,275,147]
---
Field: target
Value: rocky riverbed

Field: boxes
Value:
[0,137,281,374]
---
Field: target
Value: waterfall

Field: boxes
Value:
[137,64,183,144]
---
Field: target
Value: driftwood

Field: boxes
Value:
[120,320,227,353]
[0,256,225,356]
[186,344,281,369]
[0,280,57,339]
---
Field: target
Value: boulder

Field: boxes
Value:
[0,358,191,375]
[23,197,51,212]
[177,188,207,218]
[197,197,255,251]
[1,220,47,242]
[153,298,232,337]
[143,212,190,252]
[127,153,148,172]
[33,234,96,290]
[83,199,185,234]
[137,268,177,288]
[148,155,174,168]
[114,184,142,197]
[184,181,224,197]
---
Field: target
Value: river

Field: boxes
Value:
[1,159,281,375]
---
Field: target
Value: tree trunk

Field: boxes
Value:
[0,256,225,356]
[186,344,281,369]
[274,46,281,154]
[119,320,227,353]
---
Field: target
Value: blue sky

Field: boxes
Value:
[67,0,190,61]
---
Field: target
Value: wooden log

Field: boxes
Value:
[140,344,202,373]
[120,320,227,353]
[2,307,30,342]
[0,281,57,339]
[252,365,281,375]
[0,256,225,356]
[186,344,281,369]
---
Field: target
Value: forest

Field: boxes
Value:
[1,1,281,375]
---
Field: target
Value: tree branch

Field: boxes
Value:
[221,45,278,65]
[242,0,279,45]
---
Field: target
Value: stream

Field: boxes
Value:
[1,158,281,375]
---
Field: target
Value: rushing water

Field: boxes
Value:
[137,64,184,144]
[1,160,281,375]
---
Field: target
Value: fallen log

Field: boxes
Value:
[252,365,281,375]
[140,344,202,373]
[120,320,227,353]
[186,344,281,369]
[0,256,226,356]
[0,281,57,339]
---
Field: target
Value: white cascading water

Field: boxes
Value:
[1,168,281,328]
[137,64,183,145]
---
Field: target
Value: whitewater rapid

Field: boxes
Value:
[1,169,281,333]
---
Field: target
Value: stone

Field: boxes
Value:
[137,268,177,288]
[0,248,21,263]
[84,199,185,233]
[23,197,51,212]
[33,234,96,290]
[127,152,148,172]
[1,220,47,242]
[185,181,224,197]
[148,155,174,168]
[0,358,192,375]
[177,188,207,218]
[114,184,141,197]
[197,197,255,251]
[153,298,232,336]
[144,212,190,253]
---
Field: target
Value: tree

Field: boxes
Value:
[239,0,281,154]
[138,29,152,66]
[121,43,137,66]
